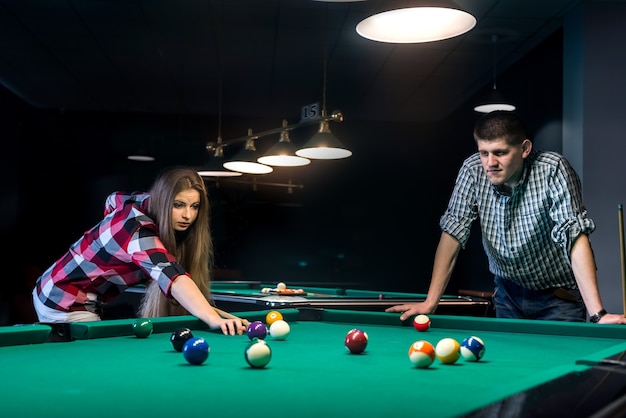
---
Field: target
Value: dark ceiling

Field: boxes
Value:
[0,0,584,127]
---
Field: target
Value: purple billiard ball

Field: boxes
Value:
[247,320,268,340]
[182,337,210,365]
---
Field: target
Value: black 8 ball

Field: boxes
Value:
[170,327,194,352]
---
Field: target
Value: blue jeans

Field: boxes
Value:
[493,276,586,322]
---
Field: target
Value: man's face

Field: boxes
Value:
[477,137,531,187]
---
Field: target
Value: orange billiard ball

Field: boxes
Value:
[413,314,431,332]
[408,340,436,368]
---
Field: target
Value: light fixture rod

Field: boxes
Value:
[204,177,304,190]
[210,112,343,149]
[492,34,498,90]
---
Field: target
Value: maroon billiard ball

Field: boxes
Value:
[344,328,368,354]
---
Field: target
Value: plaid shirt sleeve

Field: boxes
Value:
[439,155,482,248]
[127,226,185,297]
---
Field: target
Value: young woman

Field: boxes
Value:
[33,167,245,335]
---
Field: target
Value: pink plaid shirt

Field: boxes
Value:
[34,192,184,312]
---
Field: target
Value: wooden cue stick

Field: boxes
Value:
[619,204,626,317]
[214,307,251,327]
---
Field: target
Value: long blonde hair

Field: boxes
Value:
[138,167,213,317]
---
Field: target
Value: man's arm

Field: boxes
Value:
[385,232,461,321]
[571,234,626,324]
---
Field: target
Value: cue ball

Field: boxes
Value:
[247,320,268,340]
[413,314,431,332]
[435,338,461,364]
[170,327,194,352]
[266,310,284,326]
[132,318,153,338]
[408,340,436,368]
[276,282,287,290]
[269,319,290,340]
[344,328,368,354]
[460,336,486,361]
[182,337,210,365]
[245,338,272,368]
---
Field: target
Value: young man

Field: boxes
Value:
[387,111,626,324]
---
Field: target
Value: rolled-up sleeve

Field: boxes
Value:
[549,158,596,260]
[128,227,186,297]
[440,163,479,249]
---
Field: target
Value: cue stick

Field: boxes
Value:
[617,203,626,317]
[214,307,251,327]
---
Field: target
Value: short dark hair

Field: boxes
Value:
[473,111,529,145]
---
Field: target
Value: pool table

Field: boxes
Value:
[104,281,492,319]
[2,309,626,417]
[207,281,492,317]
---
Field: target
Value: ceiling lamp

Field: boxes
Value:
[356,2,476,43]
[296,110,351,159]
[197,141,242,177]
[223,133,273,175]
[474,34,516,113]
[257,120,311,167]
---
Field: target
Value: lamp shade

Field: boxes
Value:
[197,146,242,177]
[356,4,476,43]
[296,120,352,160]
[257,129,311,167]
[223,138,273,174]
[474,88,516,113]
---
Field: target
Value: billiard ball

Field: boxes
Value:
[247,320,268,340]
[170,327,194,352]
[413,314,431,332]
[408,340,436,368]
[276,282,287,291]
[435,337,461,364]
[266,310,283,326]
[182,337,210,365]
[344,328,368,354]
[460,336,486,361]
[132,318,153,338]
[269,319,290,340]
[244,338,272,368]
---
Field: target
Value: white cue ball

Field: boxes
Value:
[269,319,290,340]
[276,282,287,290]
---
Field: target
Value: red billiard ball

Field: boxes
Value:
[408,340,436,368]
[344,328,368,354]
[182,337,210,365]
[132,318,153,338]
[460,336,486,361]
[170,327,194,352]
[245,338,272,368]
[413,314,431,332]
[247,320,268,340]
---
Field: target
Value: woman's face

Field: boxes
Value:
[171,188,201,232]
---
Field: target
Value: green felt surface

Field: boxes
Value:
[1,310,626,418]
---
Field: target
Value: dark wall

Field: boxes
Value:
[2,29,563,325]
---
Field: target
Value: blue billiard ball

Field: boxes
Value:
[460,336,486,361]
[182,337,210,365]
[247,320,268,340]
